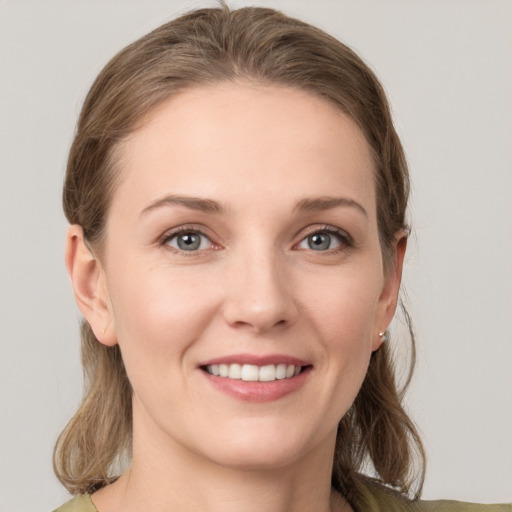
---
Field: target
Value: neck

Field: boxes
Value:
[117,460,342,512]
[92,405,349,512]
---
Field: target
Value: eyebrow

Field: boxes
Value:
[139,194,367,218]
[294,196,368,218]
[139,195,224,217]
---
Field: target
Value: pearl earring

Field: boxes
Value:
[378,331,389,343]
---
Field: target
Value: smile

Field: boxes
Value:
[205,363,302,382]
[199,355,311,402]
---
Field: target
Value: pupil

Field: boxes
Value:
[178,233,200,250]
[309,233,330,250]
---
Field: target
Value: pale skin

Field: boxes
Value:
[66,82,406,512]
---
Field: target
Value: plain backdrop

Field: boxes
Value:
[0,1,511,511]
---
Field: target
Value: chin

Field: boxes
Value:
[207,445,302,472]
[197,421,328,471]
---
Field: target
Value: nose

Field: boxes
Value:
[222,247,298,333]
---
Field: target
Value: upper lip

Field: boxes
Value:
[198,353,311,367]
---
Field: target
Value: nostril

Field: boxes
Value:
[230,318,287,331]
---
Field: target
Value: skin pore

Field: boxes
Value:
[66,82,405,512]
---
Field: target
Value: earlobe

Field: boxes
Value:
[65,225,117,346]
[372,231,407,351]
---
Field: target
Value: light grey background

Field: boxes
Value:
[0,1,511,511]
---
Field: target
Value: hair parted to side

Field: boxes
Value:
[55,3,425,506]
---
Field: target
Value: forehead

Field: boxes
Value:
[113,82,376,216]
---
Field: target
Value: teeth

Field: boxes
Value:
[228,363,242,379]
[241,364,259,381]
[276,363,287,379]
[205,363,302,382]
[259,364,275,382]
[219,364,229,377]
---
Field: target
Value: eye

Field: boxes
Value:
[164,230,212,251]
[297,227,349,252]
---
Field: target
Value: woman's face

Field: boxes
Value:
[85,83,404,471]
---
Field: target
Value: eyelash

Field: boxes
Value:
[159,226,215,254]
[159,224,353,254]
[296,225,353,253]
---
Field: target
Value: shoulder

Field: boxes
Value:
[407,499,512,512]
[359,482,511,512]
[52,494,97,512]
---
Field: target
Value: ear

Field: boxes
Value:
[372,231,407,351]
[65,225,117,346]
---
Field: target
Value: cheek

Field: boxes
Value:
[107,259,221,375]
[304,265,381,343]
[302,267,381,398]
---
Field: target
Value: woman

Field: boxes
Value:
[53,5,510,512]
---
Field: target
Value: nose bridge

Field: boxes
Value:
[223,239,297,332]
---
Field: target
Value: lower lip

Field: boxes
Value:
[201,367,311,402]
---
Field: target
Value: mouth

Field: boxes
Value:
[198,355,312,402]
[201,363,307,382]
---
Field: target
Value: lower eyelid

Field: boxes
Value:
[297,228,352,247]
[161,229,213,250]
[297,235,341,250]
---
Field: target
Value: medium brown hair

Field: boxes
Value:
[55,4,425,507]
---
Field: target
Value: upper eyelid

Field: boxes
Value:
[294,226,354,253]
[159,225,215,247]
[297,224,352,242]
[160,224,212,238]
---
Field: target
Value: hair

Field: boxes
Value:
[55,4,426,508]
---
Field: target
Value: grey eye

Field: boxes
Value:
[167,232,210,251]
[307,233,332,250]
[298,231,343,251]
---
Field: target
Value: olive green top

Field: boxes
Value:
[53,487,512,512]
